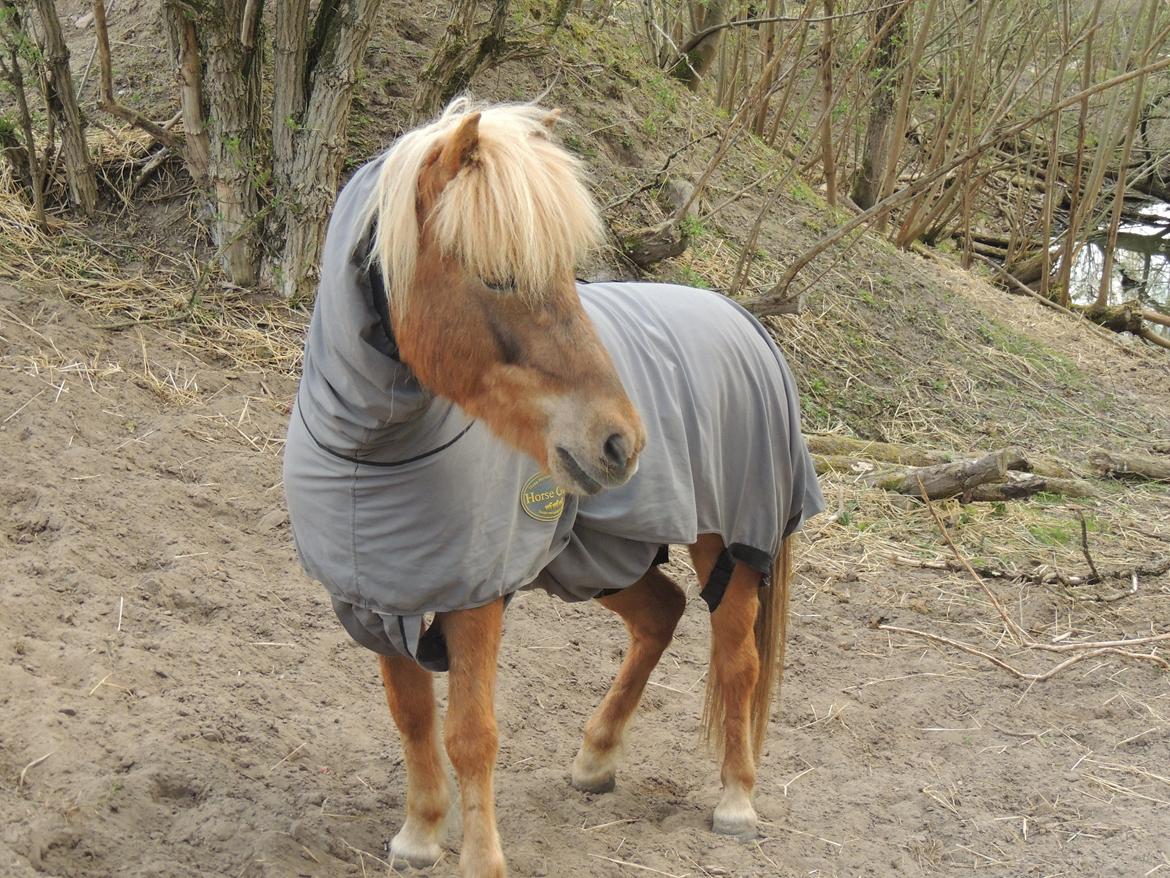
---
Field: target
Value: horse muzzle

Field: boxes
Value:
[552,440,639,496]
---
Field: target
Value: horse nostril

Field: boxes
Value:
[603,433,629,470]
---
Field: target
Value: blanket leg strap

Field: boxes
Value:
[415,620,450,673]
[700,548,736,613]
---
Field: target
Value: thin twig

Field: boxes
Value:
[1076,510,1102,583]
[878,623,1170,681]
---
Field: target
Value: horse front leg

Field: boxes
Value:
[378,654,451,867]
[440,597,507,878]
[571,568,686,793]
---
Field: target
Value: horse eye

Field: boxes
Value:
[482,277,515,294]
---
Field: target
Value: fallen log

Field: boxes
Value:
[968,473,1096,501]
[811,454,882,476]
[1004,248,1049,286]
[815,449,1022,499]
[1078,301,1144,334]
[1077,302,1170,351]
[813,448,1099,500]
[621,219,688,268]
[806,435,1073,478]
[874,449,1020,499]
[806,435,953,467]
[976,255,1170,353]
[1089,449,1170,482]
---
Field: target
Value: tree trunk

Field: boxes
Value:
[272,0,310,199]
[670,0,728,90]
[1095,4,1155,308]
[0,122,33,193]
[0,12,47,227]
[278,0,385,300]
[94,0,178,148]
[818,0,836,206]
[850,0,906,209]
[162,3,210,184]
[413,0,509,119]
[877,0,934,231]
[750,0,779,135]
[31,0,96,215]
[197,0,263,287]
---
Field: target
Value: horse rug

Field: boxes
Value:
[283,159,825,669]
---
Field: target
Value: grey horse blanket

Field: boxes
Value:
[283,160,824,669]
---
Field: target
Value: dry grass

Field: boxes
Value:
[1,156,306,379]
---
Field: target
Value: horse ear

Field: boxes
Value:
[542,109,562,131]
[438,112,482,175]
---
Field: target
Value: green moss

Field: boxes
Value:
[679,214,707,239]
[674,265,710,288]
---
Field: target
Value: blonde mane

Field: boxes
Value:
[364,98,605,311]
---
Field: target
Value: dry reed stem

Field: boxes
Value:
[877,623,1170,681]
[267,741,306,773]
[587,855,687,877]
[18,751,54,789]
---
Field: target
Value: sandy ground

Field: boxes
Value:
[2,280,1170,878]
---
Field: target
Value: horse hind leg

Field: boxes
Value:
[689,533,768,837]
[377,654,452,867]
[572,567,686,793]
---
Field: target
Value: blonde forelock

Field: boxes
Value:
[363,98,604,311]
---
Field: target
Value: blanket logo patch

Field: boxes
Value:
[521,472,566,522]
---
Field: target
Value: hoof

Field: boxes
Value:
[712,802,759,838]
[570,771,616,794]
[571,746,618,794]
[389,830,443,869]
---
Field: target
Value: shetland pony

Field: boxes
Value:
[290,100,817,878]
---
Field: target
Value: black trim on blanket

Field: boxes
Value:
[296,390,474,468]
[368,261,401,362]
[362,226,401,362]
[728,542,772,581]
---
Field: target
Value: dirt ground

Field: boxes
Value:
[2,270,1170,878]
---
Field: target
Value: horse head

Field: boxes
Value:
[365,100,644,495]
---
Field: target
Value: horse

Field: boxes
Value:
[283,98,823,878]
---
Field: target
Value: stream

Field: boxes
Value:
[1065,202,1170,339]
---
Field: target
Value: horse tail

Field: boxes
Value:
[750,535,792,758]
[701,535,793,759]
